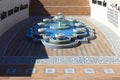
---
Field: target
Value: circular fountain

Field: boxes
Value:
[26,12,96,48]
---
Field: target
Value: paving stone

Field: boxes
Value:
[26,68,36,74]
[84,68,95,74]
[64,68,75,74]
[45,68,56,74]
[6,68,16,74]
[104,68,115,74]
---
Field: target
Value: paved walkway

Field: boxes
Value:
[87,17,120,56]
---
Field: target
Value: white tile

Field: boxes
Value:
[26,68,36,74]
[84,68,95,74]
[64,68,75,74]
[45,68,56,74]
[104,68,115,74]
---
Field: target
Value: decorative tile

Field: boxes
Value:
[45,68,56,74]
[1,56,120,64]
[84,68,95,74]
[6,68,16,74]
[64,68,75,74]
[26,68,36,74]
[104,68,115,74]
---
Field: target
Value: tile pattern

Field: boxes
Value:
[87,16,120,56]
[0,56,120,64]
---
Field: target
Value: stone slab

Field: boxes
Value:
[45,68,56,74]
[104,68,115,74]
[6,68,16,74]
[84,68,95,74]
[26,68,36,74]
[64,68,75,74]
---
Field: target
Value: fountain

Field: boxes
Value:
[50,12,70,30]
[54,12,65,20]
[26,12,96,49]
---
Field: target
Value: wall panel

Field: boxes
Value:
[0,0,30,36]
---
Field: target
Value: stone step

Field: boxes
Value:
[37,0,90,6]
[29,6,90,16]
[29,0,90,16]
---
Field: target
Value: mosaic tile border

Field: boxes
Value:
[0,56,120,64]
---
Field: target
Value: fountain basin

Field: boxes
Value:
[50,25,70,30]
[49,36,71,44]
[72,31,87,38]
[55,33,65,40]
[73,28,86,34]
[38,28,46,33]
[75,22,84,27]
[37,22,45,27]
[43,18,51,23]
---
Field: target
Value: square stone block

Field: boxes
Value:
[26,68,36,74]
[84,68,95,74]
[104,68,115,74]
[45,68,56,74]
[6,68,16,74]
[64,68,75,74]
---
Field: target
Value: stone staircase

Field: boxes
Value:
[29,0,90,16]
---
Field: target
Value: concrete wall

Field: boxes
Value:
[90,0,120,37]
[0,0,30,36]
